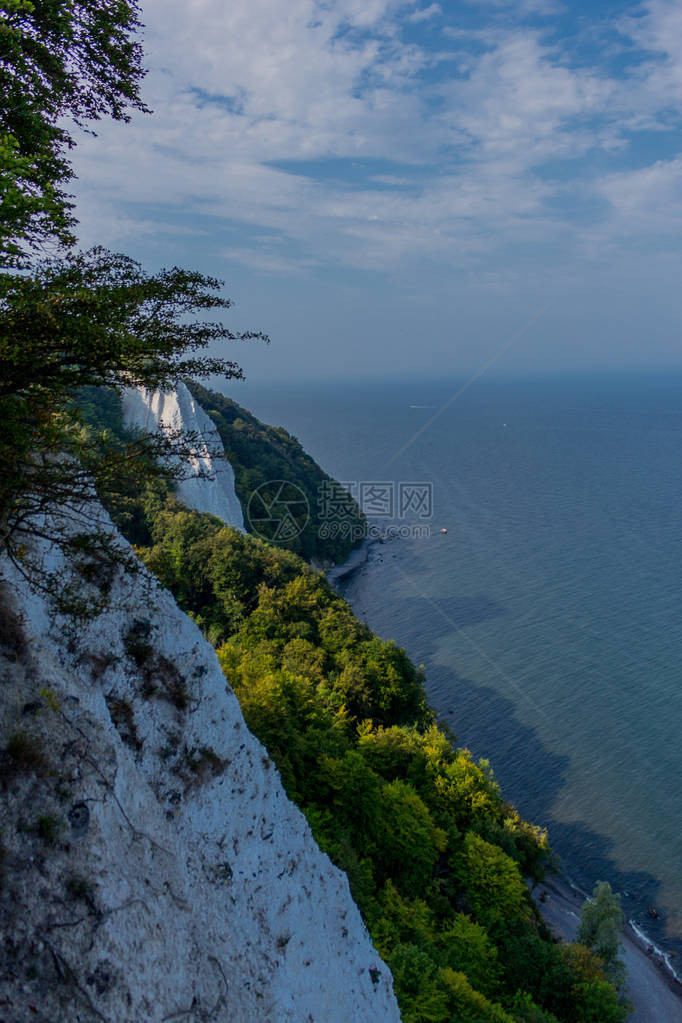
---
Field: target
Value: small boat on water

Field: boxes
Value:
[440,528,448,535]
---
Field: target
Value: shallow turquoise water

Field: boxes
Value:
[229,371,682,951]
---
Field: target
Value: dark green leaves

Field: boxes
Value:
[0,0,148,262]
[0,247,267,565]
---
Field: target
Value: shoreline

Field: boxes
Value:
[543,874,682,987]
[326,529,386,586]
[333,539,682,1022]
[535,873,682,1022]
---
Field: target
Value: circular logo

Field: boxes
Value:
[246,480,309,544]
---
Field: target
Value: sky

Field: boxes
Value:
[70,0,682,382]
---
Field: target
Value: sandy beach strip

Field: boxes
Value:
[534,875,682,1023]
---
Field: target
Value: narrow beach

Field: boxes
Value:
[330,546,682,1022]
[535,875,682,1023]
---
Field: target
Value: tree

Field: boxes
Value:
[454,831,531,933]
[0,3,267,584]
[1,0,148,265]
[562,943,629,1022]
[577,881,626,990]
[0,247,266,581]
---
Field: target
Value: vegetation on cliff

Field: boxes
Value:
[187,381,365,565]
[0,3,628,1020]
[0,1,264,582]
[87,430,627,1022]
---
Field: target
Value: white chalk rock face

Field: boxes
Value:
[122,381,245,530]
[0,519,400,1022]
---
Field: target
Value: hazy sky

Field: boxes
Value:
[71,0,682,381]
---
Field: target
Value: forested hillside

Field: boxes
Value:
[84,394,628,1023]
[188,382,365,565]
[0,3,628,1017]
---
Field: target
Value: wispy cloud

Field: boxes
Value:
[408,3,442,23]
[70,0,682,285]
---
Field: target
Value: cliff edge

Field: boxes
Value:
[122,382,245,531]
[0,509,399,1022]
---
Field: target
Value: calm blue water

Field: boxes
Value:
[226,372,682,951]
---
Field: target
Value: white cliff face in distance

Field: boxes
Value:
[122,382,245,530]
[0,510,400,1022]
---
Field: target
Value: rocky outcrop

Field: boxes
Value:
[0,511,399,1022]
[122,382,245,530]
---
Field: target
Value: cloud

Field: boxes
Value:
[408,4,441,23]
[68,0,682,285]
[595,156,682,234]
[439,32,614,164]
[616,0,682,121]
[459,0,563,16]
[220,247,321,274]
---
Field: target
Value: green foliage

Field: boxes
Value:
[561,944,630,1022]
[367,881,437,953]
[1,247,257,399]
[187,382,366,565]
[0,248,266,581]
[453,832,532,934]
[439,969,516,1023]
[387,945,450,1023]
[35,813,63,846]
[39,686,61,712]
[0,0,148,264]
[95,484,626,1023]
[1,729,47,779]
[437,913,501,997]
[387,947,516,1023]
[492,932,628,1023]
[577,881,626,990]
[508,991,560,1023]
[375,779,447,896]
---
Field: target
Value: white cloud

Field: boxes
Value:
[408,4,442,23]
[220,247,320,274]
[596,156,682,233]
[439,32,614,165]
[615,0,682,128]
[69,0,682,283]
[460,0,563,15]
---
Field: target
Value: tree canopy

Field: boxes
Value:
[0,0,148,264]
[578,881,626,990]
[187,382,366,565]
[92,461,628,1023]
[0,247,267,570]
[0,1,266,574]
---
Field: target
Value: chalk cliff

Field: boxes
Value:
[122,382,245,530]
[0,508,399,1022]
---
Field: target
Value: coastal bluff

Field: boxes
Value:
[122,382,245,531]
[0,505,399,1023]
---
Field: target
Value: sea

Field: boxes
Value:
[222,370,682,960]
